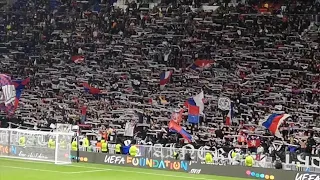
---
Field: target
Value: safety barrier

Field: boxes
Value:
[70,151,320,180]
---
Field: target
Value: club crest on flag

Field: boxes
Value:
[218,97,231,110]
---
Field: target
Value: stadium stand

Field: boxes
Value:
[0,0,320,170]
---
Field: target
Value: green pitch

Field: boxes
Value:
[0,158,249,180]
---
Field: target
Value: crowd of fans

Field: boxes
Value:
[0,0,320,162]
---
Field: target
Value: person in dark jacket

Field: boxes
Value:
[185,151,192,161]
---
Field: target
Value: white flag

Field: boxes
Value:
[124,122,135,137]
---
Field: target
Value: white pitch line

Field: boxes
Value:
[66,169,111,174]
[0,157,217,180]
[1,165,66,174]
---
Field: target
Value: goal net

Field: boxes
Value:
[0,128,74,165]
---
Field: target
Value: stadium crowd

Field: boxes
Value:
[0,0,320,162]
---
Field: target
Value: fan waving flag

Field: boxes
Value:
[259,113,290,138]
[168,120,192,143]
[159,71,172,90]
[12,77,30,109]
[82,83,101,95]
[184,91,204,114]
[225,102,233,126]
[188,105,200,123]
[168,109,192,142]
[190,59,214,70]
[172,109,184,124]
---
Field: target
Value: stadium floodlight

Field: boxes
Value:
[0,128,75,165]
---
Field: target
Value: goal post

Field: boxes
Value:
[0,128,75,165]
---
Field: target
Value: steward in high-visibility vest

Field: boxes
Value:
[115,143,122,154]
[173,151,179,160]
[205,152,213,164]
[232,151,237,159]
[48,138,56,149]
[129,145,137,157]
[101,140,108,153]
[231,150,241,165]
[71,140,78,151]
[19,136,26,146]
[83,137,89,151]
[245,154,254,167]
[87,145,92,152]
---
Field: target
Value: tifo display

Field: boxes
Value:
[0,0,319,180]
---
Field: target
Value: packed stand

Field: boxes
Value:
[0,0,319,165]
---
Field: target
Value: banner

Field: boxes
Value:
[126,156,188,171]
[295,173,320,180]
[108,143,320,171]
[0,145,16,155]
[134,143,234,161]
[5,146,52,160]
[76,152,190,172]
[188,163,320,180]
[69,151,320,179]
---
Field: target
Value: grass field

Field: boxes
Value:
[0,158,250,180]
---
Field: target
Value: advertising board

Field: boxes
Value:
[188,163,320,180]
[0,145,50,160]
[0,144,16,155]
[294,173,320,180]
[66,151,320,180]
[126,156,188,171]
[15,146,51,160]
[73,151,190,172]
[69,151,93,162]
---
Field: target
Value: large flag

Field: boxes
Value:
[159,71,172,90]
[259,113,290,138]
[190,59,213,70]
[188,105,200,124]
[168,109,192,142]
[0,74,16,116]
[12,77,30,109]
[184,91,204,114]
[225,102,233,126]
[247,135,261,148]
[168,120,192,143]
[82,83,101,95]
